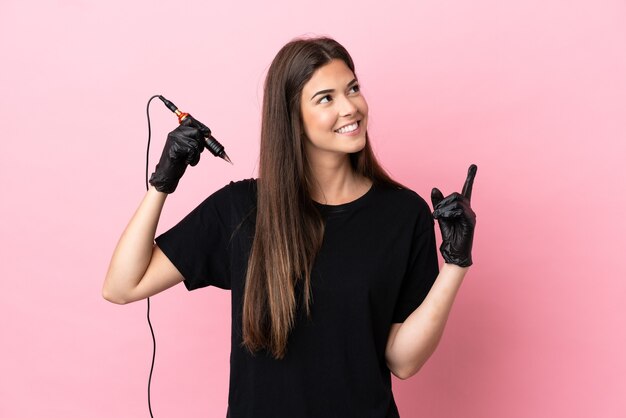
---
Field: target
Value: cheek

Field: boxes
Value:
[320,112,337,130]
[307,110,336,133]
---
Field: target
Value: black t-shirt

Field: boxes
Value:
[155,178,439,418]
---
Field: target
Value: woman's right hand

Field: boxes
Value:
[148,115,209,193]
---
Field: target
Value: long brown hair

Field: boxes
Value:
[241,36,406,359]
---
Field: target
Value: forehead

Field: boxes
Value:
[302,59,355,93]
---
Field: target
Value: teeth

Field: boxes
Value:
[335,122,358,134]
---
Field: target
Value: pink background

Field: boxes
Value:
[1,0,625,417]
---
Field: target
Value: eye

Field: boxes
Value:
[349,84,360,94]
[318,94,332,104]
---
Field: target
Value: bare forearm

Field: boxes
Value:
[389,263,468,379]
[102,186,168,300]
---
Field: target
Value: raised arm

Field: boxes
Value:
[102,116,211,304]
[386,164,478,378]
[102,187,184,304]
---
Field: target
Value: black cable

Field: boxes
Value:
[145,94,161,418]
[146,94,160,192]
[147,296,156,418]
[142,94,231,417]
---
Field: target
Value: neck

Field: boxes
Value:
[307,154,369,205]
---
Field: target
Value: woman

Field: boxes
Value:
[103,36,477,417]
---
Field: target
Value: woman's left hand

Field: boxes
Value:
[431,164,477,268]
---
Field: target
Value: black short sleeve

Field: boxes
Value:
[392,201,440,323]
[155,182,234,291]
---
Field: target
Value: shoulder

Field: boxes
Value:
[374,182,434,229]
[226,178,258,196]
[222,178,258,209]
[215,178,258,223]
[375,182,431,213]
[191,178,257,216]
[203,178,257,202]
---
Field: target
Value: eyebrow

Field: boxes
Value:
[310,78,358,101]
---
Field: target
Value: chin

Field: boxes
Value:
[347,139,367,154]
[350,142,365,154]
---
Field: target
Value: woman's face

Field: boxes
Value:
[300,59,368,162]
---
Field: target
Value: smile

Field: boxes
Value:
[335,121,360,134]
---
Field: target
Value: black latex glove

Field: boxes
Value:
[148,115,210,193]
[431,164,477,267]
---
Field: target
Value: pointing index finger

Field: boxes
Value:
[461,164,477,201]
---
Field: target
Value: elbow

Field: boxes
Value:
[388,362,415,381]
[394,370,409,381]
[387,348,422,380]
[101,283,129,305]
[397,349,439,380]
[391,366,413,381]
[389,359,426,380]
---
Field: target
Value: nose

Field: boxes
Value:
[338,95,358,117]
